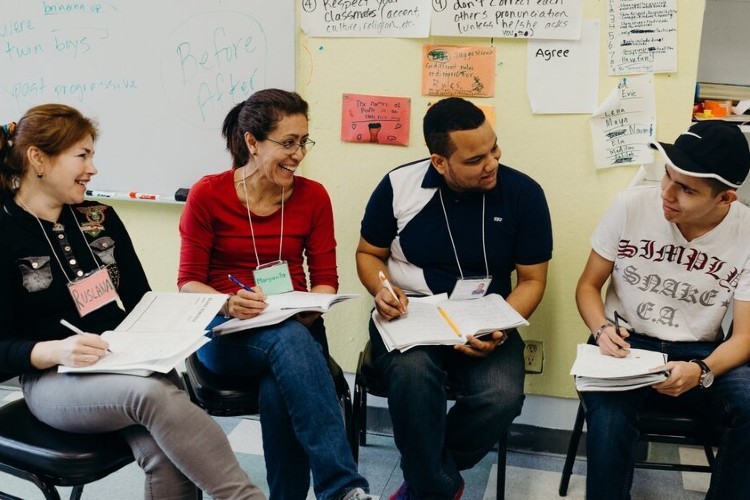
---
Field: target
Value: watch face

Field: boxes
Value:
[702,371,715,388]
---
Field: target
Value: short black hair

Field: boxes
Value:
[423,98,486,157]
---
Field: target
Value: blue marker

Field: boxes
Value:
[227,274,254,292]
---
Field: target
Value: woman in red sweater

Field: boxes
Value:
[178,89,370,500]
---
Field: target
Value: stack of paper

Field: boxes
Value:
[213,291,359,335]
[570,344,669,392]
[373,293,529,353]
[59,292,225,376]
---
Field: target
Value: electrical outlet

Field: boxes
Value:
[524,340,544,374]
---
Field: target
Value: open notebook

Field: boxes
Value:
[212,291,358,335]
[59,292,225,377]
[373,293,528,352]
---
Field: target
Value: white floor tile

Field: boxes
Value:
[678,446,711,493]
[227,418,265,455]
[2,391,23,402]
[483,464,585,500]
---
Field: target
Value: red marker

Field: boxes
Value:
[129,192,160,200]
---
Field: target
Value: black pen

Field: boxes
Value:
[613,311,628,351]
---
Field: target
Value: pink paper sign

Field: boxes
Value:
[341,94,411,146]
[67,268,119,317]
[422,45,496,98]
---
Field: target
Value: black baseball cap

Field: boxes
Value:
[649,121,750,188]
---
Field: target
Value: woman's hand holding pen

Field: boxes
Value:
[30,335,110,369]
[596,324,630,358]
[228,287,268,320]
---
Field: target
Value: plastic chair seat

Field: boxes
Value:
[182,352,356,454]
[0,397,134,499]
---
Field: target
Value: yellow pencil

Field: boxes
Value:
[437,307,461,337]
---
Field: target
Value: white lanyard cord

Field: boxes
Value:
[438,189,490,280]
[15,200,102,284]
[241,170,284,266]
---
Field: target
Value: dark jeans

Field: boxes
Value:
[199,316,367,500]
[581,333,750,500]
[370,319,525,499]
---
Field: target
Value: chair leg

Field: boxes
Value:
[358,386,368,447]
[352,382,363,464]
[558,402,586,497]
[68,485,84,500]
[496,432,507,500]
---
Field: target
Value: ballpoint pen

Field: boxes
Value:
[60,319,113,353]
[227,274,255,292]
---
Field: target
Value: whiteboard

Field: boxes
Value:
[0,0,295,199]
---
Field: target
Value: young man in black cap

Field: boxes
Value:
[576,120,750,499]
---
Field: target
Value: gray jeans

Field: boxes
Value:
[21,369,265,500]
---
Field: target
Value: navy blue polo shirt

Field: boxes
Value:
[360,159,552,298]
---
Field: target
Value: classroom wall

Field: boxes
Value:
[110,0,706,400]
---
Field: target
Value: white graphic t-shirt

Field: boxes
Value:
[591,186,750,342]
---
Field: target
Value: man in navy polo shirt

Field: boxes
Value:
[356,97,552,499]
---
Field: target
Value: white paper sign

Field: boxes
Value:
[431,0,583,39]
[300,0,431,38]
[527,20,600,114]
[590,74,656,169]
[608,0,677,75]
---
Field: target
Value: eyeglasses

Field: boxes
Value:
[265,137,316,155]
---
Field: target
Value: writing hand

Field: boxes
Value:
[57,334,110,367]
[597,324,630,357]
[652,361,700,397]
[230,286,268,320]
[455,330,506,358]
[374,286,408,321]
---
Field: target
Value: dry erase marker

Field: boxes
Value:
[59,319,113,353]
[86,190,119,198]
[129,192,160,200]
[378,271,401,305]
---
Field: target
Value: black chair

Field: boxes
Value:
[0,396,134,500]
[181,352,356,457]
[558,392,722,496]
[352,341,509,499]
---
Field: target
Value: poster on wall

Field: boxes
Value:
[590,74,655,169]
[300,0,431,38]
[608,0,677,75]
[430,0,583,39]
[527,20,600,114]
[341,94,411,146]
[422,45,495,98]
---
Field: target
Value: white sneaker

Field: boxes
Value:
[342,487,374,500]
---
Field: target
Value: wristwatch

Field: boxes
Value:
[689,359,714,389]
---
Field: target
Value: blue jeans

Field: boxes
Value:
[581,333,750,500]
[370,320,526,499]
[199,316,368,500]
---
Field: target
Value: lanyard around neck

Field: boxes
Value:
[240,167,284,266]
[438,188,490,280]
[16,200,103,284]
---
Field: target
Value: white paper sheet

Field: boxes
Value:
[300,0,431,38]
[590,74,656,169]
[608,0,677,75]
[527,20,600,114]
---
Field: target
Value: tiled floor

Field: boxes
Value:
[0,386,710,499]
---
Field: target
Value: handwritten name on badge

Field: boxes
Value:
[67,268,118,317]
